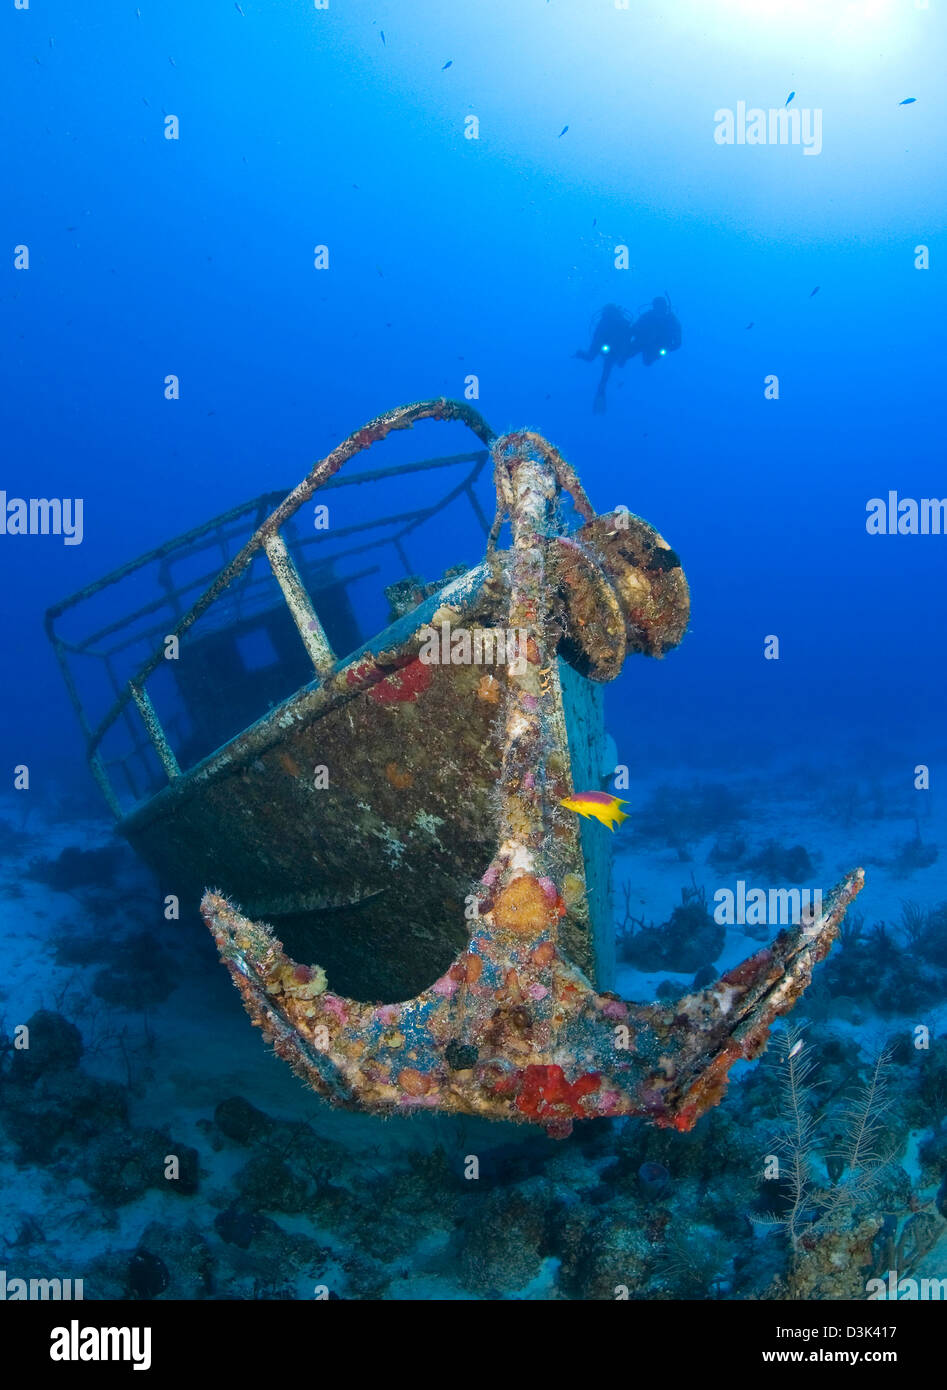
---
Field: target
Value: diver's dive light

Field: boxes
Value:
[659,348,667,357]
[601,344,611,354]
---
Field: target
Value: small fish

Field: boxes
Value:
[787,1039,804,1059]
[558,124,569,137]
[380,30,385,45]
[442,60,452,70]
[235,2,245,14]
[785,91,795,106]
[169,56,176,67]
[899,97,916,105]
[745,321,754,329]
[810,285,820,296]
[592,218,597,226]
[559,791,629,832]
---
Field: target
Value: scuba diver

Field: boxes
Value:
[575,297,682,412]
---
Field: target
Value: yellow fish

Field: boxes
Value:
[559,791,629,832]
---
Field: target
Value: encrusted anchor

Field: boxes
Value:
[202,403,864,1137]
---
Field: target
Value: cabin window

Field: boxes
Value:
[235,627,280,673]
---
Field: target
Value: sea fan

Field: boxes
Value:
[754,1029,894,1256]
[751,1026,821,1251]
[821,1047,893,1219]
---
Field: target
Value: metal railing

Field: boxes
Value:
[46,399,497,818]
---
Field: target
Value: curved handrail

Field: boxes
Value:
[84,398,497,762]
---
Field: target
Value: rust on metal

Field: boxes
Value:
[48,398,865,1134]
[203,867,863,1135]
[262,531,335,678]
[129,682,181,783]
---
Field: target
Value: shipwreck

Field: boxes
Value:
[47,399,863,1136]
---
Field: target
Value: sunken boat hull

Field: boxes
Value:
[47,400,684,1002]
[49,400,861,1132]
[119,644,611,1002]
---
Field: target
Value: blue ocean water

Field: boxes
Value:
[1,1,945,1306]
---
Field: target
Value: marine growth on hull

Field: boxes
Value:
[48,399,864,1136]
